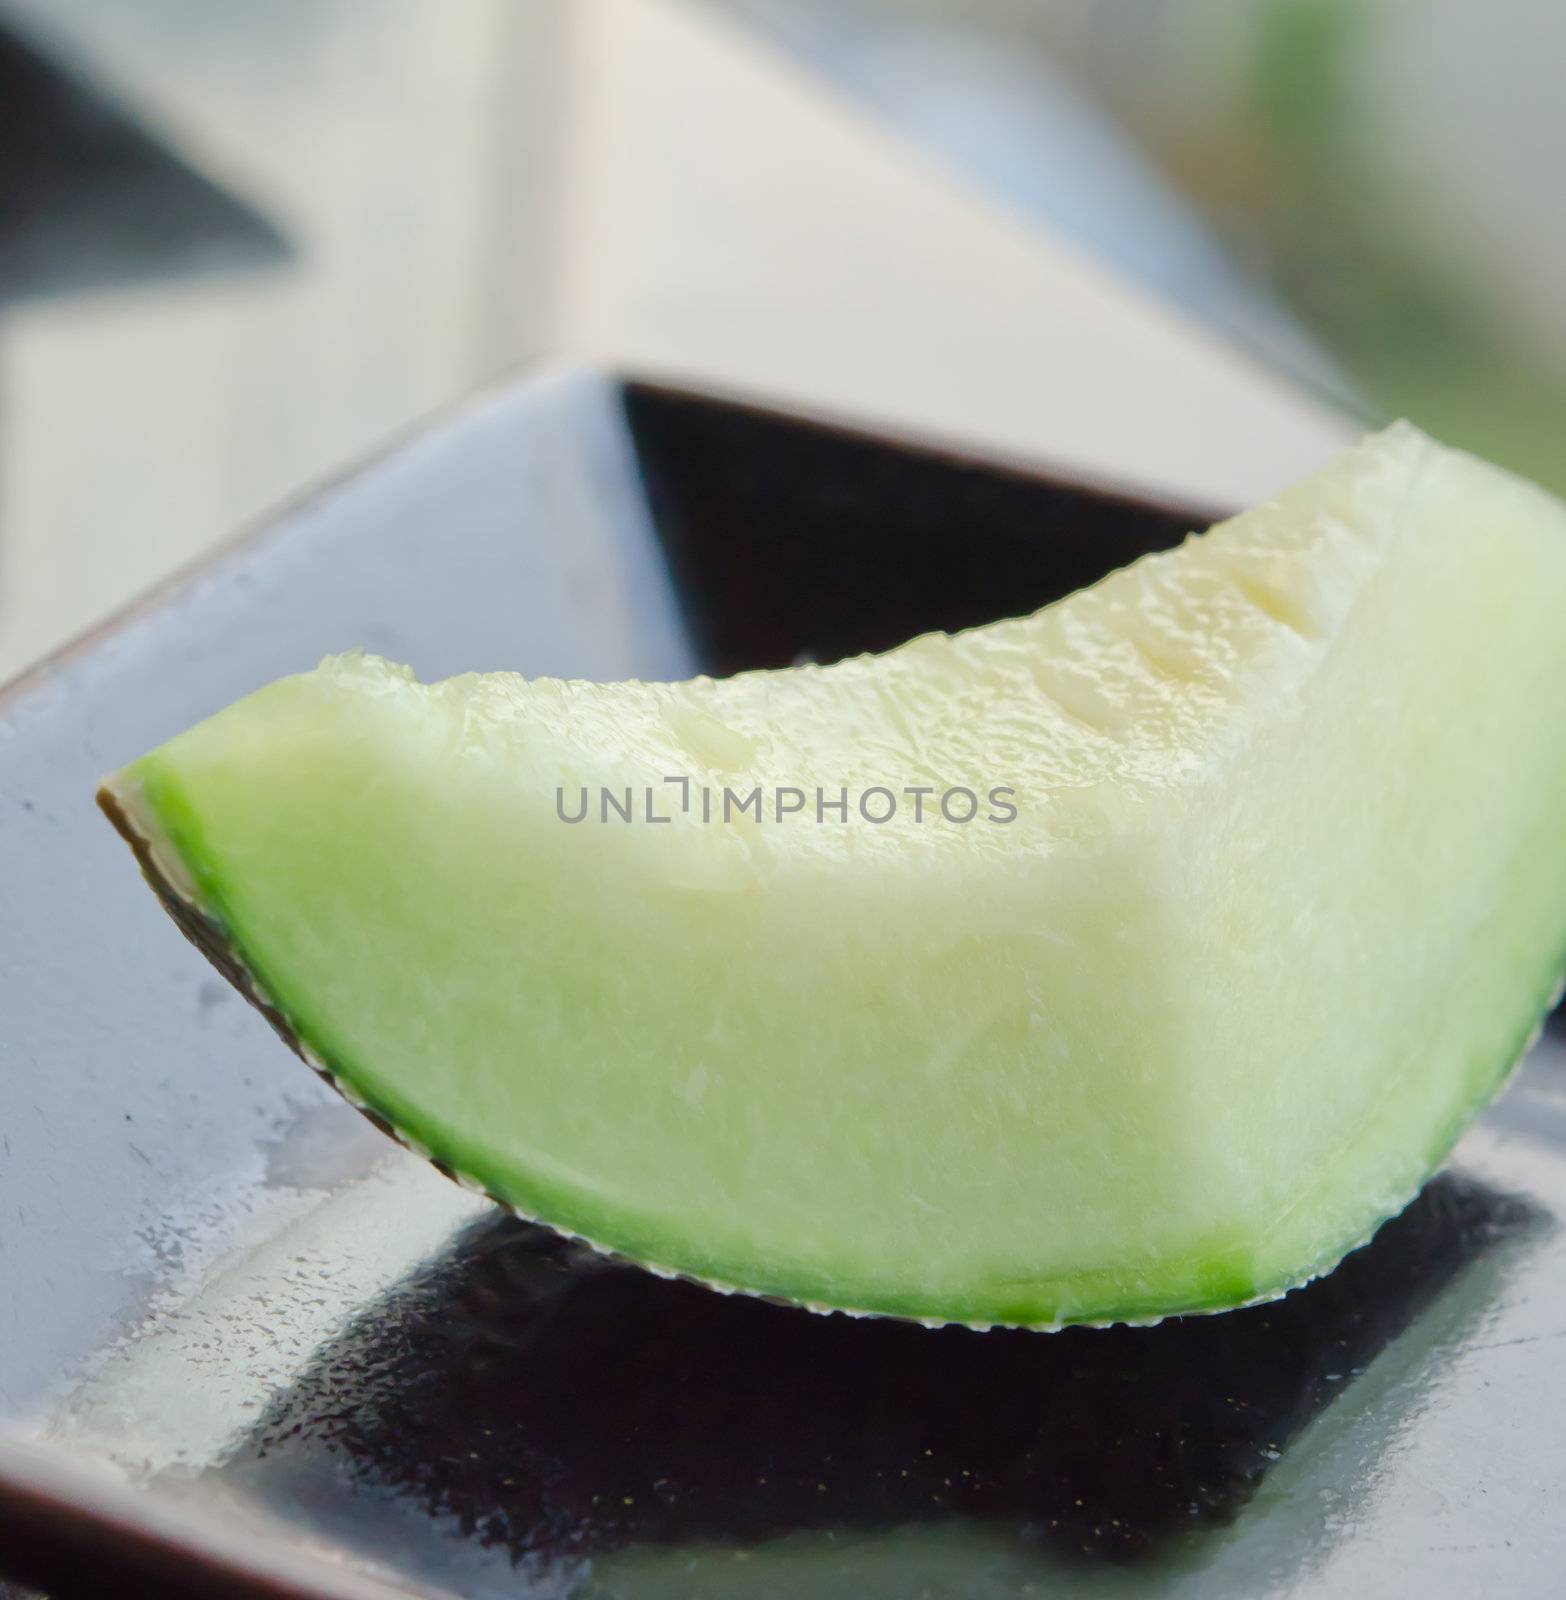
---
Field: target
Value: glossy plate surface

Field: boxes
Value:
[1,367,1562,1599]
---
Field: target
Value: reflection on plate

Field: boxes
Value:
[219,1172,1543,1591]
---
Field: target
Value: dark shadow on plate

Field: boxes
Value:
[220,1173,1543,1578]
[0,25,290,304]
[621,382,1211,677]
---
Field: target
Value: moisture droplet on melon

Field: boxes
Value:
[99,423,1566,1328]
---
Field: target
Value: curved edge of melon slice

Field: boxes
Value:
[99,771,1555,1334]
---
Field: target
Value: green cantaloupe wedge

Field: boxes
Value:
[99,423,1566,1329]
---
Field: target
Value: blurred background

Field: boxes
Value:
[0,0,1559,683]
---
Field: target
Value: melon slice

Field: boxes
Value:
[99,423,1566,1328]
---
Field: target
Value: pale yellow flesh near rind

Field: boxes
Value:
[101,423,1566,1328]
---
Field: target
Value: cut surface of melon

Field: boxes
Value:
[101,423,1566,1327]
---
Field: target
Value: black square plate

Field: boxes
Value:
[2,367,1562,1599]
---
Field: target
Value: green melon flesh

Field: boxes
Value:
[100,423,1566,1328]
